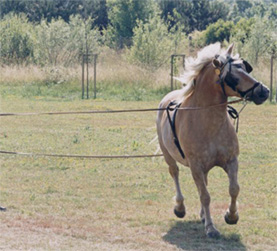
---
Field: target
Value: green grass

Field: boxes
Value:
[0,79,171,102]
[0,83,276,250]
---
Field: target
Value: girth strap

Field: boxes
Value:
[227,105,239,133]
[166,101,185,159]
[165,102,241,159]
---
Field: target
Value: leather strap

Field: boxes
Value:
[166,101,185,159]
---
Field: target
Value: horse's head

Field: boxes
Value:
[212,43,269,105]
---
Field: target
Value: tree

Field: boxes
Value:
[0,0,27,18]
[35,15,101,66]
[128,11,183,68]
[157,0,191,32]
[242,16,277,64]
[236,0,253,14]
[0,0,109,30]
[231,18,255,43]
[229,0,277,21]
[158,0,230,34]
[106,0,154,48]
[201,19,234,45]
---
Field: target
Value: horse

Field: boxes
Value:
[156,43,269,238]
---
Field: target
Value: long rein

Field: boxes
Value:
[0,98,245,117]
[0,98,246,159]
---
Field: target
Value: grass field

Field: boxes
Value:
[0,81,276,250]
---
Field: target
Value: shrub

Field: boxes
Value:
[0,13,35,64]
[201,19,234,45]
[105,0,154,49]
[127,12,183,69]
[35,15,101,66]
[231,16,277,64]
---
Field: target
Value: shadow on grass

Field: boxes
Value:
[163,221,246,251]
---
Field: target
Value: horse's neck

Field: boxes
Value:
[186,66,227,107]
[183,66,229,130]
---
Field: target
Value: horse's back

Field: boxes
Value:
[158,89,183,109]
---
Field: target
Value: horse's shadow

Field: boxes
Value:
[163,220,246,251]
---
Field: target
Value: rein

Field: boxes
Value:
[0,98,244,117]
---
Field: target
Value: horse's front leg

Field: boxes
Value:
[224,157,240,224]
[200,172,208,224]
[191,166,220,238]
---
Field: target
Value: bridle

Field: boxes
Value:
[215,55,260,99]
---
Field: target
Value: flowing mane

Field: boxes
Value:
[176,42,223,100]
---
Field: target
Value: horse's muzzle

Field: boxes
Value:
[245,83,269,105]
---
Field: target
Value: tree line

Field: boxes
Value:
[0,0,276,66]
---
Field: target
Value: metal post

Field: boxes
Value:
[86,54,89,99]
[94,54,97,99]
[171,55,174,91]
[81,54,84,99]
[275,58,277,102]
[182,55,185,69]
[270,54,273,102]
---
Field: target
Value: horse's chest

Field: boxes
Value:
[181,123,239,167]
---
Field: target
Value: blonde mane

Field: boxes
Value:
[176,42,224,101]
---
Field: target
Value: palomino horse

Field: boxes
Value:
[156,43,269,238]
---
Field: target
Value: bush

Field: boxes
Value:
[201,19,234,45]
[35,16,101,66]
[127,12,183,69]
[0,13,101,66]
[105,0,154,49]
[0,13,35,64]
[232,16,277,64]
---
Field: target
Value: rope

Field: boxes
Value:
[0,98,244,117]
[0,98,245,159]
[0,150,163,159]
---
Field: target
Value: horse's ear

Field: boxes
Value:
[226,43,234,55]
[212,58,221,68]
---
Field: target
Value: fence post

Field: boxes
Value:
[270,54,273,102]
[170,54,186,91]
[94,54,97,99]
[171,55,174,91]
[81,54,85,99]
[86,54,89,99]
[182,55,185,69]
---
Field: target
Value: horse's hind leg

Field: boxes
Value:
[169,162,186,218]
[200,172,208,223]
[160,145,185,218]
[224,158,240,224]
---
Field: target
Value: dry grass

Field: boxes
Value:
[0,48,171,89]
[1,48,275,103]
[0,88,276,250]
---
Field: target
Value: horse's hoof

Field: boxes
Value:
[0,206,7,212]
[174,208,185,218]
[224,211,239,225]
[201,217,205,224]
[207,230,220,239]
[206,224,220,238]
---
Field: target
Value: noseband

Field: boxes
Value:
[215,56,260,99]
